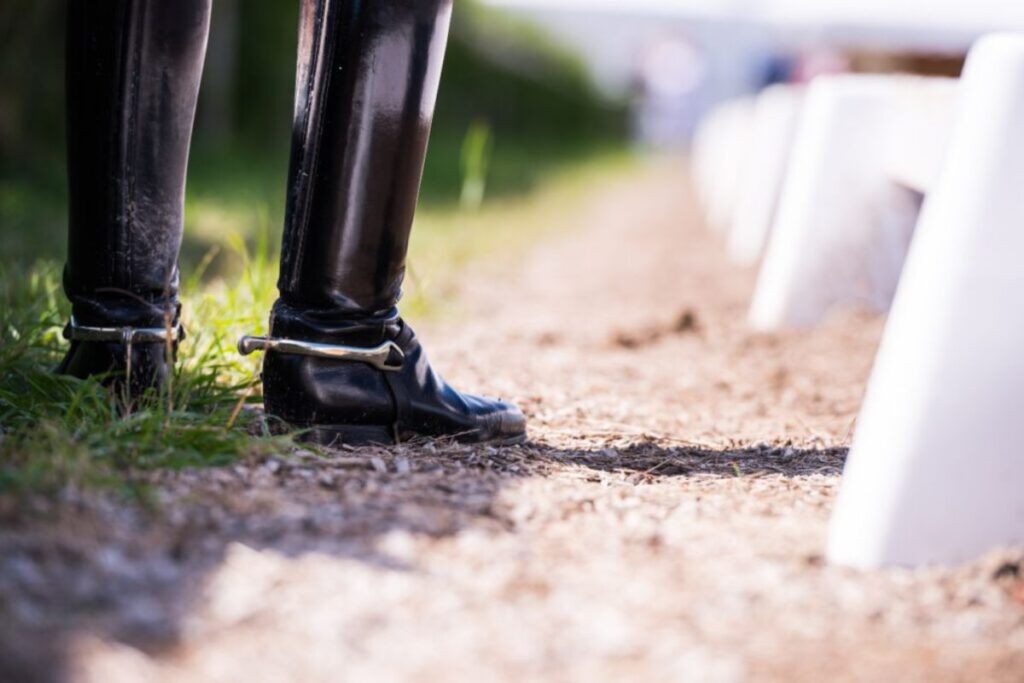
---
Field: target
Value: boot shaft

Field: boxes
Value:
[255,2,526,446]
[278,0,454,316]
[64,0,210,327]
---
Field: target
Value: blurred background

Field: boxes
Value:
[5,0,1024,320]
[1,1,628,289]
[5,0,1015,281]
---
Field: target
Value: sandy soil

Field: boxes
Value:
[2,158,1022,682]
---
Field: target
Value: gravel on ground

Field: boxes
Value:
[1,157,1022,683]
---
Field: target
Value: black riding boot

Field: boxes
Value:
[58,0,210,398]
[244,0,526,446]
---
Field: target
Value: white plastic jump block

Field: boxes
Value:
[882,82,959,194]
[727,84,804,265]
[691,97,757,234]
[748,74,957,330]
[827,34,1024,568]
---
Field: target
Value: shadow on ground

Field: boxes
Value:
[0,440,846,682]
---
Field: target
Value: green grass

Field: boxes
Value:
[0,150,635,496]
[0,246,285,497]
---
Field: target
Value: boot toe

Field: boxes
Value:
[474,396,527,443]
[494,404,528,443]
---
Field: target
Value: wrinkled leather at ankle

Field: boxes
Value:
[269,300,403,345]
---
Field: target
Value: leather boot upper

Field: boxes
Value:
[60,0,210,394]
[263,0,525,444]
[63,0,210,329]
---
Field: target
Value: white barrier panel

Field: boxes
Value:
[691,97,757,234]
[727,84,804,265]
[883,82,960,194]
[690,109,719,218]
[748,75,956,330]
[828,34,1024,568]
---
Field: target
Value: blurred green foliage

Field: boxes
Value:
[0,1,625,266]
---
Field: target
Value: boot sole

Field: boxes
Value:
[300,425,396,448]
[298,424,528,448]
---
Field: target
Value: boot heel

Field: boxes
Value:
[299,424,396,448]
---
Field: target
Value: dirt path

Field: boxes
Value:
[2,158,1023,682]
